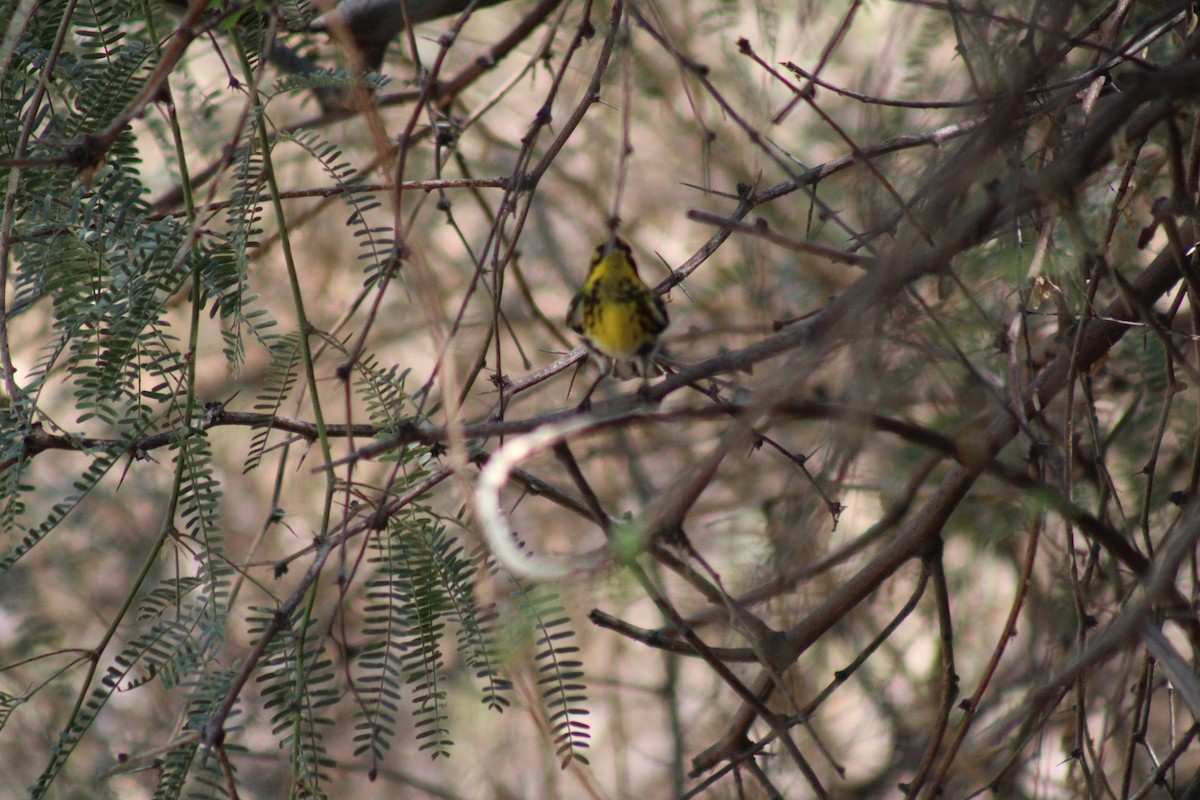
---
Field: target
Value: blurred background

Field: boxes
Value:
[3,0,1199,798]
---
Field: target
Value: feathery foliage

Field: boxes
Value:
[17,0,1200,798]
[252,605,337,799]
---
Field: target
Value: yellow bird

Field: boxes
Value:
[566,237,669,407]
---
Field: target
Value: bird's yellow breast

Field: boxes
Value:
[566,238,668,365]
